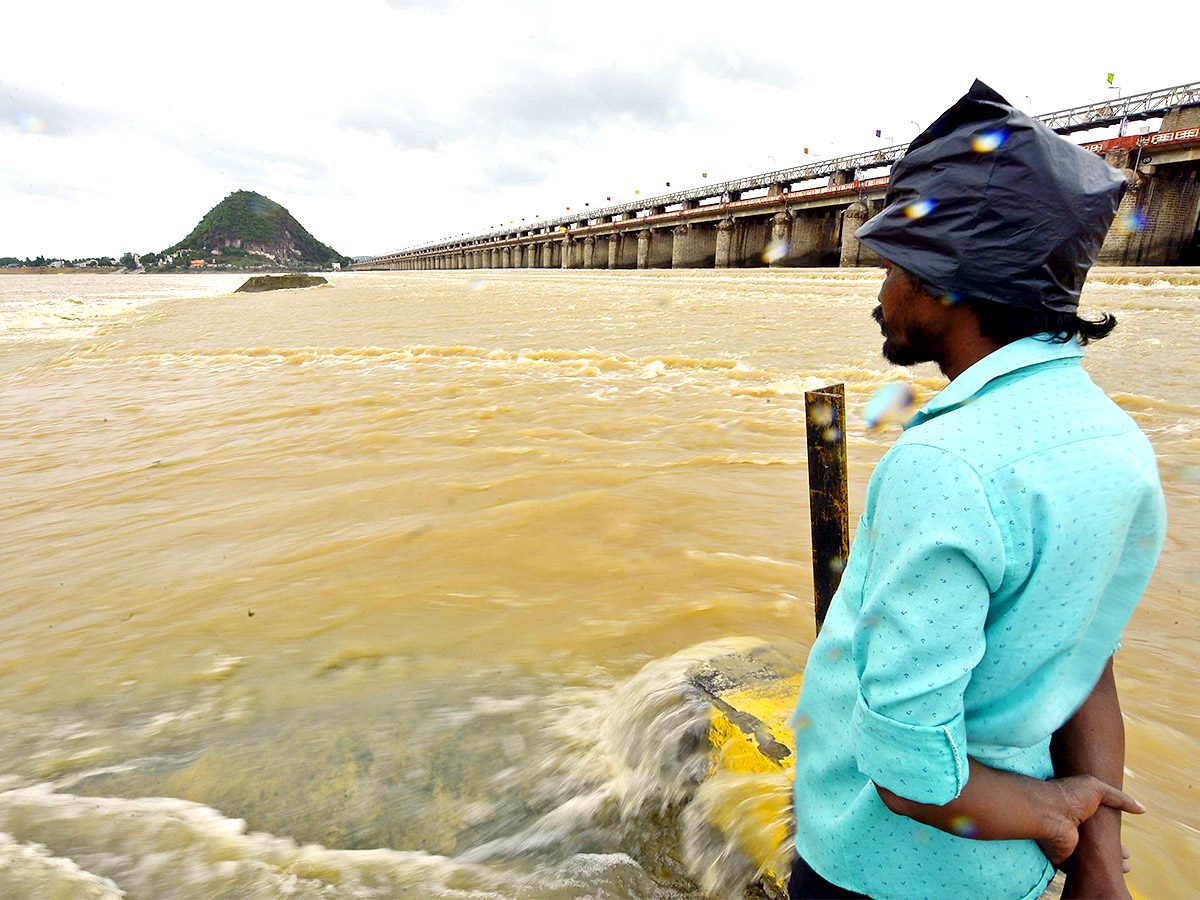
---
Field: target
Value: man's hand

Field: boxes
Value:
[1035,775,1144,868]
[875,761,1142,855]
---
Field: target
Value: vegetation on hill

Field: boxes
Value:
[149,191,348,271]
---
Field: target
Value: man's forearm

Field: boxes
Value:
[875,665,1141,870]
[1051,658,1128,883]
[876,757,1057,842]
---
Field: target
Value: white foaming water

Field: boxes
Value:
[1,782,660,899]
[0,273,243,345]
[0,828,124,900]
[457,639,796,898]
[0,640,765,900]
[681,770,794,900]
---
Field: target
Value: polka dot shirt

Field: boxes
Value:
[792,336,1166,900]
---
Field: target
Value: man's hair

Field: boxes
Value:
[966,298,1117,347]
[904,268,1117,346]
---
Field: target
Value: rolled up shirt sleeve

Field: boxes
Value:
[850,443,1006,805]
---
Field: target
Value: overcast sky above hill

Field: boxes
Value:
[1,0,1195,259]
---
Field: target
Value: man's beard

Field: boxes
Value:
[872,304,938,367]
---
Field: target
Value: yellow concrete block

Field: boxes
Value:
[688,641,804,895]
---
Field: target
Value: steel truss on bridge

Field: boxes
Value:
[1037,80,1200,134]
[371,79,1200,262]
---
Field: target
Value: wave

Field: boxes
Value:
[455,638,799,897]
[50,345,775,386]
[0,782,685,899]
[1085,269,1200,287]
[0,275,242,345]
[0,830,123,899]
[46,345,943,415]
[0,639,800,899]
[1109,391,1200,420]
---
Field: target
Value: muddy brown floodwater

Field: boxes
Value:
[0,268,1197,898]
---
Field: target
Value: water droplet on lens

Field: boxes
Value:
[949,815,977,837]
[762,238,790,263]
[862,381,916,430]
[971,129,1007,153]
[903,198,936,219]
[19,113,48,134]
[788,705,812,730]
[1116,211,1146,234]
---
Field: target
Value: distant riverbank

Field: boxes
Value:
[0,267,123,275]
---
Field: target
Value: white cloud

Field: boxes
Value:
[0,0,1193,258]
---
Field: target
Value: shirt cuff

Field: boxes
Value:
[851,688,968,805]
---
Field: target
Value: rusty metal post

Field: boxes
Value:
[805,384,849,633]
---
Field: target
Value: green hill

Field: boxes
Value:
[157,191,347,270]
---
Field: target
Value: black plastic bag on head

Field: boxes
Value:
[855,80,1127,312]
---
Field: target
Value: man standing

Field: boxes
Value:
[790,82,1166,900]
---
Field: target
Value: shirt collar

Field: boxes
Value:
[906,335,1084,429]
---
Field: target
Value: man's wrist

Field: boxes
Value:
[1075,806,1122,849]
[1071,840,1126,875]
[1071,836,1123,863]
[1063,866,1131,900]
[1070,808,1125,874]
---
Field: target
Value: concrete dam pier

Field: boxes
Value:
[354,81,1200,273]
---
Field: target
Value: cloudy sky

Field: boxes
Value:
[2,0,1194,259]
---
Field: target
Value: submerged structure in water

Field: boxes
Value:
[235,274,329,293]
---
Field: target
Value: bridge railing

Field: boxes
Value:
[1036,80,1200,134]
[374,142,907,260]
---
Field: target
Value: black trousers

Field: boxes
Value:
[788,854,872,900]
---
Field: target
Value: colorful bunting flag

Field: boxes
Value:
[1107,72,1115,85]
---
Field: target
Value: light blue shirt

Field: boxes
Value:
[792,336,1166,900]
